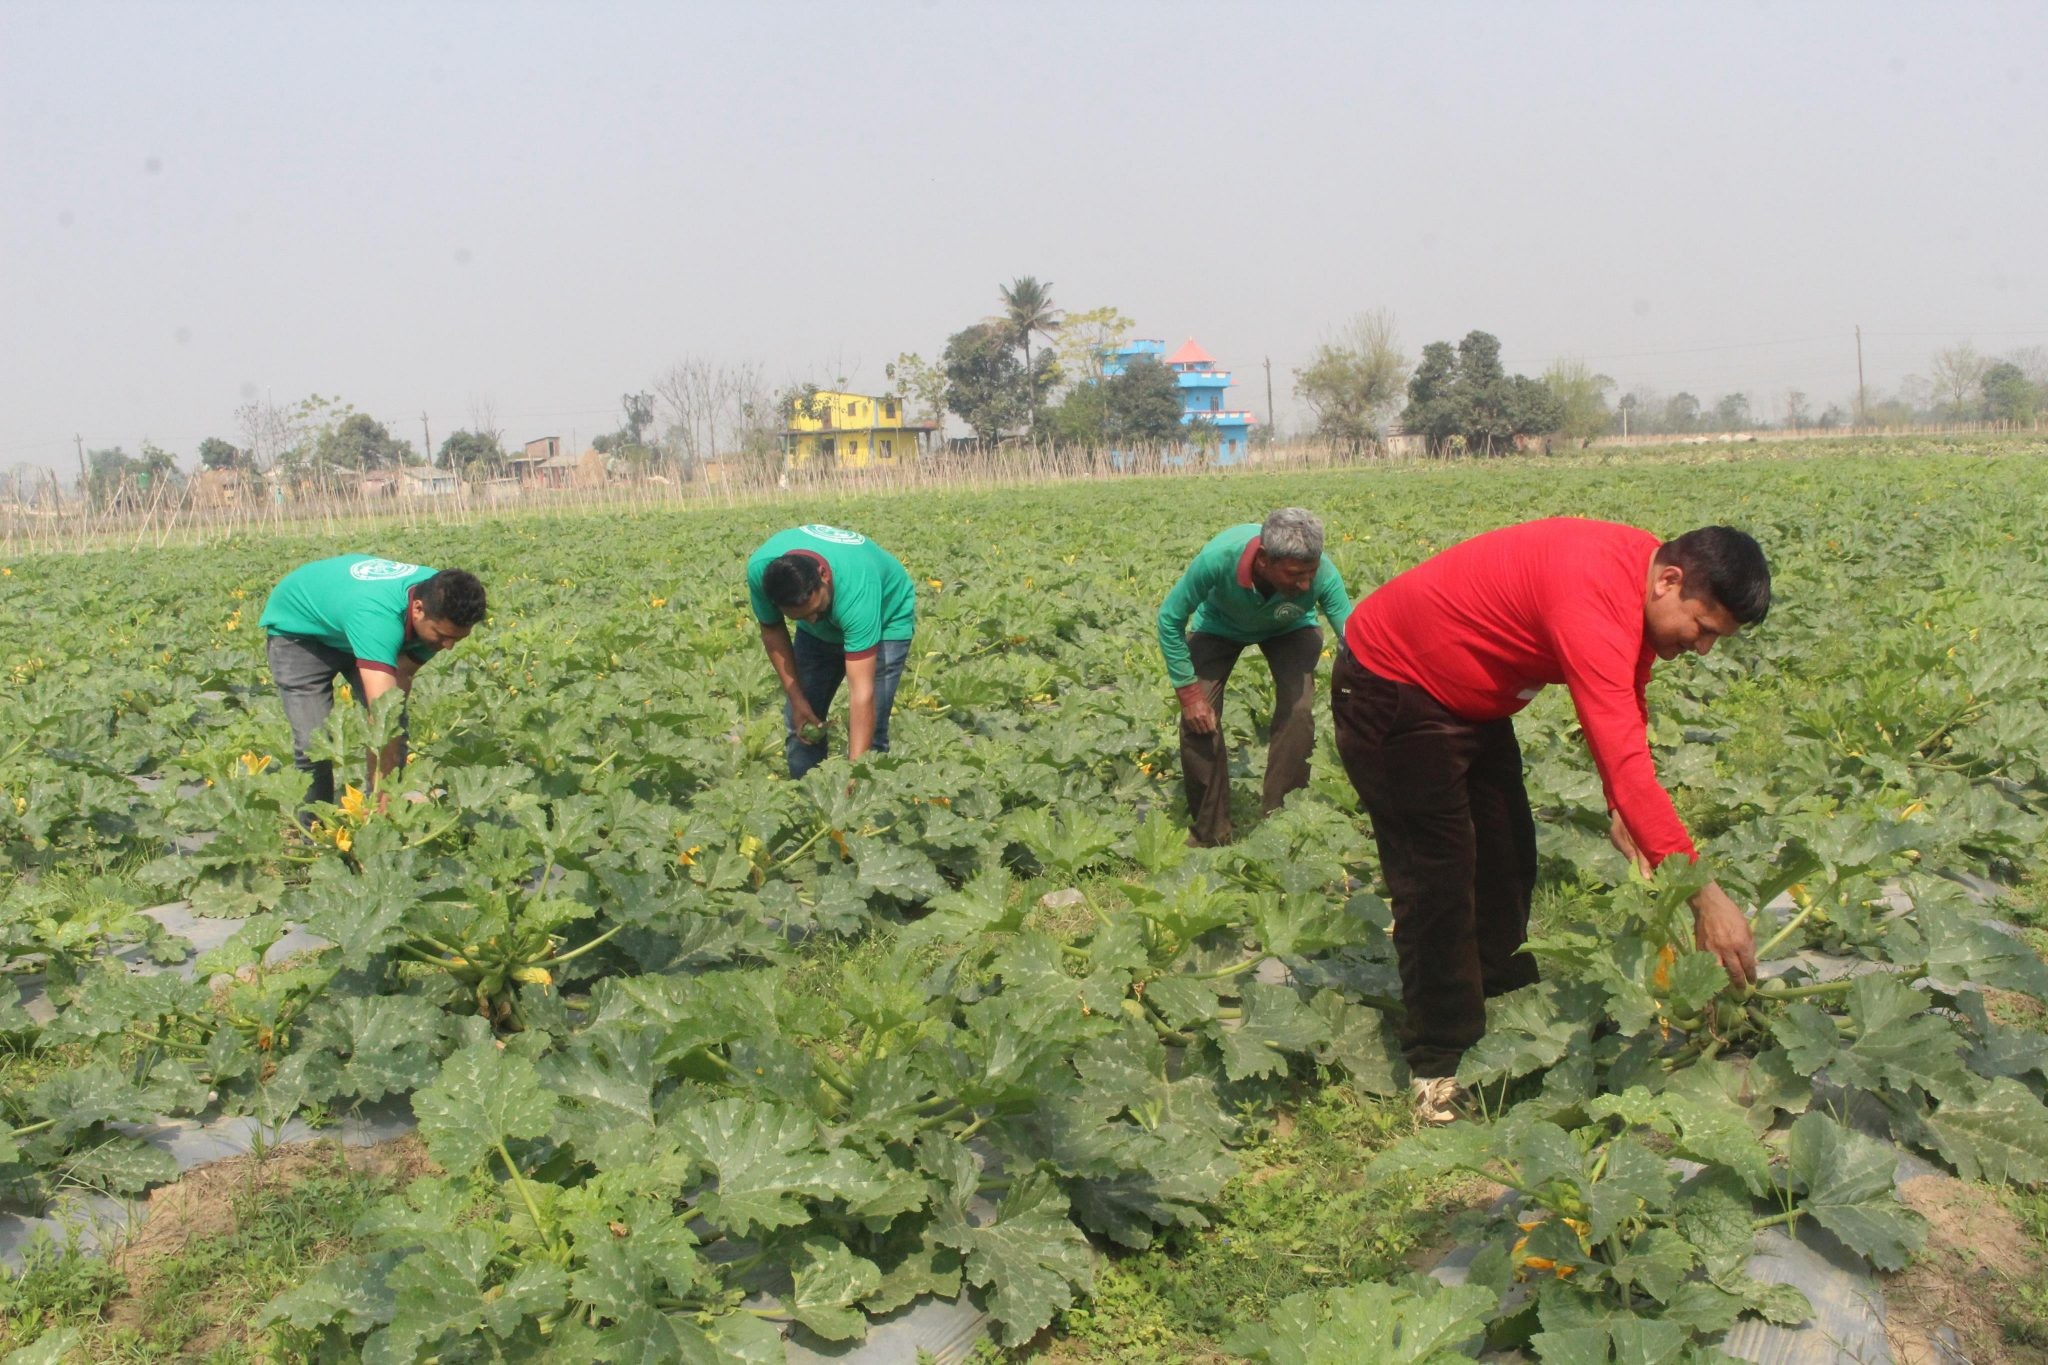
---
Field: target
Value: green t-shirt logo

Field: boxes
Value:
[1272,603,1305,625]
[349,558,422,581]
[799,525,866,545]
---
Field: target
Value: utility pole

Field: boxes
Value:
[74,433,87,504]
[421,411,433,466]
[1854,325,1867,427]
[1263,357,1275,444]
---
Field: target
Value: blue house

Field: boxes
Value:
[1100,336,1255,463]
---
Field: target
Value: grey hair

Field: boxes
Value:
[1260,507,1324,562]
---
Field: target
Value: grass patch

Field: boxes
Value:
[0,1136,429,1361]
[1040,1084,1491,1361]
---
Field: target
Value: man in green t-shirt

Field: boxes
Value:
[745,525,917,777]
[258,554,487,807]
[1158,508,1352,845]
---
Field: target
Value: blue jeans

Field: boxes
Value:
[786,632,911,778]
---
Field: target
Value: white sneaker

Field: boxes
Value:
[1410,1076,1467,1125]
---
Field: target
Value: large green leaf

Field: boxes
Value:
[363,1227,496,1363]
[667,1097,877,1238]
[1913,1077,2048,1184]
[1226,1278,1496,1363]
[411,1040,559,1173]
[1455,982,1600,1088]
[788,1235,883,1341]
[933,1171,1093,1345]
[1213,980,1330,1081]
[1783,1111,1925,1270]
[590,1304,786,1364]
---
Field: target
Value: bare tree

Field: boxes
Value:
[1783,390,1810,429]
[468,394,505,451]
[1930,343,1989,418]
[655,358,774,474]
[234,397,300,471]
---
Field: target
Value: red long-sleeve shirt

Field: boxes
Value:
[1344,518,1696,864]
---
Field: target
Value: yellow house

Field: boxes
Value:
[782,391,935,469]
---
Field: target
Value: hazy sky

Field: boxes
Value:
[4,1,2043,470]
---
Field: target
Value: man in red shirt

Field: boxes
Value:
[1332,519,1770,1122]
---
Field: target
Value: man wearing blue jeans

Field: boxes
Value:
[745,525,918,777]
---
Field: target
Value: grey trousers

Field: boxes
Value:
[1179,626,1324,846]
[266,634,405,807]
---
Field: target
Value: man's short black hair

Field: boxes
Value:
[417,568,487,627]
[763,552,823,611]
[1655,527,1770,625]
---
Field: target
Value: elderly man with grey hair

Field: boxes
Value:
[1156,508,1353,845]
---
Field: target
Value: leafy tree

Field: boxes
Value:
[997,276,1062,434]
[136,441,181,491]
[1402,341,1462,447]
[886,353,950,435]
[593,392,658,469]
[1982,361,2040,424]
[1400,330,1558,454]
[316,413,413,471]
[1293,311,1409,454]
[1043,377,1111,448]
[1930,343,1988,418]
[1664,392,1702,434]
[1106,357,1185,446]
[438,429,504,476]
[1542,359,1615,447]
[1711,392,1751,431]
[1052,306,1135,388]
[1043,354,1184,451]
[943,322,1029,443]
[1464,374,1562,453]
[197,437,243,471]
[84,446,136,505]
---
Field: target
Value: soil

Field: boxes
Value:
[99,1134,434,1350]
[1885,1173,2048,1364]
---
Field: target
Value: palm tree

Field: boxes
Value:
[997,276,1062,436]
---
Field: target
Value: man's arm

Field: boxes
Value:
[759,623,823,734]
[396,654,425,692]
[357,666,407,791]
[1314,556,1353,640]
[1158,558,1218,731]
[844,652,878,760]
[1558,621,1757,987]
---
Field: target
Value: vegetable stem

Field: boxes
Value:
[547,921,625,965]
[1758,899,1823,958]
[497,1139,560,1254]
[1751,977,1857,1001]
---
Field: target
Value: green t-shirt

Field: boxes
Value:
[259,554,440,670]
[746,525,917,655]
[1156,524,1352,686]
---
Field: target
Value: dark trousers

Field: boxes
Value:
[1331,646,1540,1077]
[785,632,911,778]
[1180,627,1323,846]
[266,634,405,807]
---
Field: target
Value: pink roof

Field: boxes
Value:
[1165,337,1215,367]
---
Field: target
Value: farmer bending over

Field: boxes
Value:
[1159,508,1352,846]
[258,555,487,807]
[1331,519,1769,1123]
[747,524,917,778]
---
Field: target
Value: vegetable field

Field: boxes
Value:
[5,438,2048,1362]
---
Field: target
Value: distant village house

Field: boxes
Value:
[781,391,937,470]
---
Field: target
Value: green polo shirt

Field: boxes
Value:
[1156,524,1352,686]
[746,525,917,656]
[259,554,440,672]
